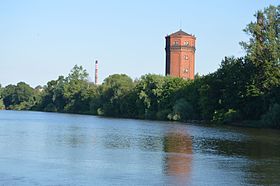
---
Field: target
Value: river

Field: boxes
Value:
[0,110,279,185]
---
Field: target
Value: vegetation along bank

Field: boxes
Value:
[0,5,279,128]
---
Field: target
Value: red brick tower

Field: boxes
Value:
[165,30,196,79]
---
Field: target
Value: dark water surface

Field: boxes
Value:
[0,111,280,185]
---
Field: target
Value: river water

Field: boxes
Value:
[0,110,279,185]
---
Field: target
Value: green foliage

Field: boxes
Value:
[2,82,37,110]
[37,76,67,112]
[63,65,92,113]
[134,74,165,119]
[158,76,190,119]
[237,5,280,120]
[197,74,222,120]
[98,74,135,117]
[66,65,89,82]
[167,99,193,121]
[261,103,280,128]
[240,5,280,94]
[36,65,97,114]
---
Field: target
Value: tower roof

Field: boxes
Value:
[168,29,193,37]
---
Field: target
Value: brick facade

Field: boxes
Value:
[165,30,196,79]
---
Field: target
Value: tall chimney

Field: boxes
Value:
[95,60,98,84]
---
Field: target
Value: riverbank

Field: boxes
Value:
[1,106,276,130]
[23,109,275,130]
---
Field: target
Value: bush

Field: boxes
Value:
[167,99,194,121]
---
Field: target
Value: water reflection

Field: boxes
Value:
[192,129,280,185]
[138,135,163,152]
[1,111,280,185]
[103,133,131,149]
[65,126,85,148]
[195,135,280,159]
[163,131,192,177]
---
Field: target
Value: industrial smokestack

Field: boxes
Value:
[95,60,98,84]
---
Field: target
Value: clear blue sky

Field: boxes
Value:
[0,0,278,87]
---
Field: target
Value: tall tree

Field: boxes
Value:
[134,74,170,119]
[240,5,280,94]
[63,65,90,113]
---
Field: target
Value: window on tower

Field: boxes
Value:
[184,55,189,60]
[174,41,179,46]
[184,41,189,46]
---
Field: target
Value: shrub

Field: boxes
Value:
[167,99,194,121]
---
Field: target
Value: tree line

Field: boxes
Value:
[0,5,279,128]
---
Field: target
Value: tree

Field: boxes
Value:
[157,76,189,120]
[238,5,280,120]
[36,65,97,113]
[134,74,165,119]
[98,74,135,117]
[196,73,223,120]
[2,82,36,110]
[66,65,89,82]
[36,76,67,112]
[63,65,91,113]
[213,57,252,120]
[240,5,280,94]
[2,85,16,109]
